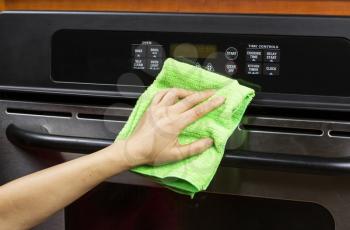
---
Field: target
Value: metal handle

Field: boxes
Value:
[6,124,111,154]
[6,124,350,174]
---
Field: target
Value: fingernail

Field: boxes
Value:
[205,138,214,146]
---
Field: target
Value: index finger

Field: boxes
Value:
[177,96,225,129]
[158,88,195,106]
[171,90,214,113]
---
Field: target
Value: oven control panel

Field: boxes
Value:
[246,44,280,76]
[130,41,280,78]
[52,30,350,97]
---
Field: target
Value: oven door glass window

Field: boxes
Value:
[65,183,334,230]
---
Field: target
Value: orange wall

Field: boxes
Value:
[3,0,350,16]
[0,0,4,10]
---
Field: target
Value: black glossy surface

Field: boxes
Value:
[52,30,350,97]
[2,12,350,109]
[66,183,334,230]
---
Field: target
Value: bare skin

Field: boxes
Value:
[0,88,225,230]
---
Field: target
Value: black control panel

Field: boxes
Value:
[129,40,281,80]
[52,30,350,97]
[131,42,164,73]
[246,44,280,76]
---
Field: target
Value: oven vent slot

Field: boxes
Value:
[246,106,350,122]
[77,113,129,122]
[6,108,72,118]
[240,124,323,136]
[328,130,350,138]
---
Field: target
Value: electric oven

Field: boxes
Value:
[1,11,350,229]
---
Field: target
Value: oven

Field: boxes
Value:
[1,11,350,230]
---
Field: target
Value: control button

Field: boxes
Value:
[225,47,238,60]
[264,50,280,62]
[148,59,163,71]
[204,62,215,72]
[263,63,280,76]
[132,45,147,58]
[246,49,263,62]
[246,63,261,75]
[148,45,163,58]
[132,59,147,70]
[225,61,237,75]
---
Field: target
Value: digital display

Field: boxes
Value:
[170,43,218,59]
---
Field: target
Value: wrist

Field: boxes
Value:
[97,141,130,172]
[110,139,146,169]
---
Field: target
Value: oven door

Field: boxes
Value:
[65,183,333,230]
[3,95,350,230]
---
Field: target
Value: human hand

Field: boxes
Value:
[119,88,225,167]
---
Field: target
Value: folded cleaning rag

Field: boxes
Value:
[117,58,255,197]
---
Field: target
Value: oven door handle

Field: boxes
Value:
[6,124,350,174]
[6,124,112,154]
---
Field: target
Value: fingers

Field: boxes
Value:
[174,138,213,160]
[158,88,194,106]
[178,96,225,129]
[171,90,214,113]
[151,90,169,106]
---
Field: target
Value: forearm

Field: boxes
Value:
[0,88,222,230]
[0,141,129,230]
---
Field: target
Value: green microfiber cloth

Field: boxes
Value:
[117,58,255,197]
